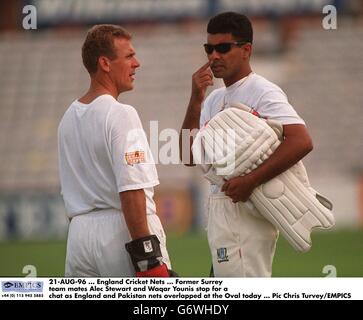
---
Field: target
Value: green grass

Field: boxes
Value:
[273,228,363,276]
[0,240,67,277]
[0,229,362,277]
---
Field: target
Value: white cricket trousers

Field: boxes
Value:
[207,193,279,277]
[65,209,171,277]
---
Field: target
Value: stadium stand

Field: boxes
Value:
[0,16,362,238]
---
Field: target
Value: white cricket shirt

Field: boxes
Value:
[200,73,305,127]
[200,73,305,194]
[58,94,159,218]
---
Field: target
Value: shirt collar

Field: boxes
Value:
[225,72,254,93]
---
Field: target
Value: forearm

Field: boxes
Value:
[121,190,175,277]
[180,61,213,166]
[181,97,202,130]
[179,97,202,165]
[119,189,150,239]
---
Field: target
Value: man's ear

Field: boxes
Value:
[98,56,111,72]
[243,43,252,59]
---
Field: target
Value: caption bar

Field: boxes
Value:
[1,278,361,301]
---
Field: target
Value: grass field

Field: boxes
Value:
[0,229,362,277]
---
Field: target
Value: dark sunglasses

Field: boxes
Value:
[203,41,248,54]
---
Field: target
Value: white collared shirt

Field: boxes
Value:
[58,94,159,218]
[200,73,305,194]
[200,73,305,128]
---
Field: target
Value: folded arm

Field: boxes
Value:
[222,124,313,202]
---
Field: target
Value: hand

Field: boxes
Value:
[221,175,258,203]
[136,263,169,277]
[136,264,178,277]
[191,61,213,103]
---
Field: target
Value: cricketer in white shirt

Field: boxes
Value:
[58,94,171,276]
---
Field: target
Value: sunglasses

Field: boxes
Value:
[203,41,248,54]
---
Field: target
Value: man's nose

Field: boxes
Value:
[208,50,220,61]
[133,57,140,68]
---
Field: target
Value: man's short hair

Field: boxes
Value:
[207,12,253,44]
[82,24,131,74]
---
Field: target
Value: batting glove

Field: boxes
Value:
[125,235,177,277]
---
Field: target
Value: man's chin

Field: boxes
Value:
[119,84,134,94]
[212,71,224,78]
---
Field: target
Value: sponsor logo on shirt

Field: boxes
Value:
[125,150,145,165]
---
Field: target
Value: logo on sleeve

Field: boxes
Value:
[125,150,145,165]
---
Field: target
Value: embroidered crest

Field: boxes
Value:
[217,247,229,263]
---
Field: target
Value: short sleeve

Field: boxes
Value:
[107,105,159,193]
[200,102,209,128]
[255,89,305,126]
[200,92,215,128]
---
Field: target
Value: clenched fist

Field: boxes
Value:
[221,174,258,203]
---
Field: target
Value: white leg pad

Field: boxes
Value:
[192,106,335,252]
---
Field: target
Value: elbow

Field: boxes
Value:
[304,136,314,156]
[179,140,194,166]
[179,145,195,166]
[179,153,195,166]
[308,139,313,153]
[183,163,196,167]
[181,158,196,167]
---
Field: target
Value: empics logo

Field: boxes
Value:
[1,281,43,293]
[3,282,14,289]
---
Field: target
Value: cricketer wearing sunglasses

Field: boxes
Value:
[180,12,313,276]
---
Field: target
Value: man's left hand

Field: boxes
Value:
[221,175,258,203]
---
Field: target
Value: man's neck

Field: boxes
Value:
[224,66,253,88]
[79,77,118,104]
